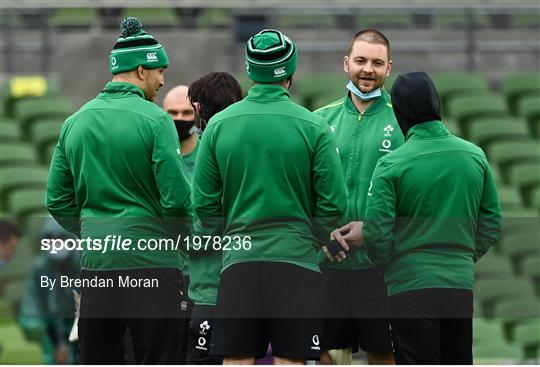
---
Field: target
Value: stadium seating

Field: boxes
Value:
[513,320,540,360]
[2,76,61,118]
[0,143,40,166]
[500,72,540,114]
[0,121,23,142]
[517,95,540,138]
[29,119,63,161]
[13,97,73,135]
[492,298,540,340]
[474,277,536,317]
[8,188,47,217]
[0,166,49,209]
[448,94,510,136]
[487,140,540,179]
[507,162,540,206]
[467,117,530,149]
[433,72,490,112]
[474,252,514,280]
[500,232,540,271]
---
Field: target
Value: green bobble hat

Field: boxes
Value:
[109,17,169,75]
[245,29,298,83]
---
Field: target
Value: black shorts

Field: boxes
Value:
[78,268,184,364]
[187,305,223,365]
[321,267,392,354]
[211,262,323,360]
[389,288,473,364]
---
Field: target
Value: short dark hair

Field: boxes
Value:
[348,29,391,59]
[188,72,243,124]
[0,219,21,244]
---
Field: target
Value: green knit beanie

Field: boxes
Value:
[108,17,169,75]
[245,29,298,83]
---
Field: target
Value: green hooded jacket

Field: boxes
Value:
[46,82,192,270]
[363,121,502,296]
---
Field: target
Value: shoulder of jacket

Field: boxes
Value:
[313,98,345,115]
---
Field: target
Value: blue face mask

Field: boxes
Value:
[346,80,382,101]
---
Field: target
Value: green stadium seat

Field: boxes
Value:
[448,95,510,134]
[2,76,61,118]
[50,8,96,29]
[507,162,540,206]
[0,166,49,208]
[473,318,506,346]
[0,319,43,364]
[121,8,178,28]
[467,117,530,148]
[0,121,23,142]
[0,143,39,166]
[473,342,523,363]
[433,72,490,113]
[30,119,63,159]
[13,97,73,135]
[474,277,536,317]
[513,320,540,360]
[500,211,539,241]
[491,164,503,184]
[8,188,46,217]
[532,187,540,214]
[493,298,540,341]
[474,252,514,279]
[497,185,526,210]
[522,255,540,296]
[487,140,540,179]
[384,73,397,92]
[517,95,540,138]
[500,72,540,114]
[500,232,540,271]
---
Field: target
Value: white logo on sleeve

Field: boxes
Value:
[146,52,158,62]
[368,180,373,197]
[311,334,320,350]
[330,125,336,133]
[176,148,182,155]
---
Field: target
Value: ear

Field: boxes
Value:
[386,59,393,78]
[343,56,349,74]
[136,65,145,81]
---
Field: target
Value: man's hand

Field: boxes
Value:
[322,221,365,262]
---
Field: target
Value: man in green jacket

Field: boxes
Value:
[329,72,502,364]
[46,17,192,364]
[184,71,243,365]
[315,29,402,364]
[192,29,347,364]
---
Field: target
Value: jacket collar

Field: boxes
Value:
[100,82,146,99]
[245,83,290,101]
[344,88,392,116]
[405,120,450,141]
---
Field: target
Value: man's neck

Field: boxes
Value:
[350,92,375,114]
[181,134,198,156]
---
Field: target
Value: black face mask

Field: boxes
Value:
[174,119,196,141]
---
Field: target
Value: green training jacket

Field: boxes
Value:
[46,82,192,270]
[192,83,348,274]
[363,121,502,296]
[314,90,404,269]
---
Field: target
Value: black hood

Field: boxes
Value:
[391,72,442,136]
